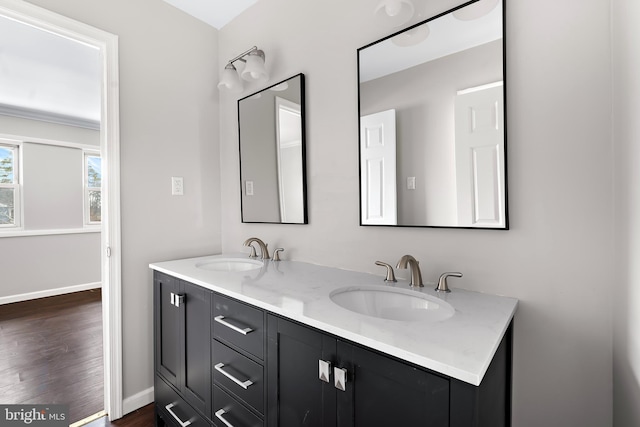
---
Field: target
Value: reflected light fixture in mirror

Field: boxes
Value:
[453,0,499,20]
[218,46,269,93]
[374,0,415,27]
[391,24,430,47]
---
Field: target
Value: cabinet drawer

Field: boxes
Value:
[213,340,264,414]
[155,375,210,427]
[213,294,264,360]
[213,385,263,427]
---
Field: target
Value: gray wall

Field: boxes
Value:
[0,117,101,301]
[220,0,614,426]
[613,0,640,425]
[22,0,221,402]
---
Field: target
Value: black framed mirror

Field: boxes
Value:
[358,0,507,229]
[238,73,308,224]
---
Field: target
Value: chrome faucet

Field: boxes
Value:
[396,255,423,287]
[243,237,270,260]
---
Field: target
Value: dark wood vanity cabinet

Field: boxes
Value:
[266,315,449,427]
[153,271,512,427]
[267,314,512,427]
[154,272,213,426]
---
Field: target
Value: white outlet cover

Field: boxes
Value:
[172,176,184,196]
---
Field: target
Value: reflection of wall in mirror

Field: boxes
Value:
[239,81,301,222]
[360,39,502,226]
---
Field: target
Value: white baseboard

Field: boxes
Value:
[0,282,102,305]
[122,387,154,416]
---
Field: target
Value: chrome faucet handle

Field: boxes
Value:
[374,261,397,282]
[272,248,284,261]
[436,272,463,293]
[247,243,258,258]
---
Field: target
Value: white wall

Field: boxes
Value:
[220,0,613,426]
[613,0,640,425]
[22,0,221,402]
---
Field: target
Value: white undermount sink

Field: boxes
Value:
[330,285,455,322]
[195,258,263,272]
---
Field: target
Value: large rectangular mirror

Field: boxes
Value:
[358,0,507,229]
[239,74,308,224]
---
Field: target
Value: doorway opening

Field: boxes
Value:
[0,0,122,421]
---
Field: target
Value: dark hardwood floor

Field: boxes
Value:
[83,404,155,427]
[0,289,105,424]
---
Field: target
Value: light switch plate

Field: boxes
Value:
[407,176,416,190]
[171,177,184,196]
[245,180,254,196]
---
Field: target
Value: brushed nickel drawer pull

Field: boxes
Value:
[215,409,235,427]
[165,403,192,427]
[214,315,253,335]
[214,363,254,389]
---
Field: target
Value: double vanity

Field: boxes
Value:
[150,253,517,427]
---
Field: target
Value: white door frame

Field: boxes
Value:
[0,0,123,419]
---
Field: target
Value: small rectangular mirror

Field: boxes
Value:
[358,0,507,229]
[238,74,307,224]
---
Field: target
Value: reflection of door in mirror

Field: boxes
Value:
[360,109,397,225]
[275,97,304,223]
[455,81,505,227]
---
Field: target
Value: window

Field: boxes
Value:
[85,152,101,224]
[0,142,20,227]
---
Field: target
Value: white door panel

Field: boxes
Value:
[455,82,505,227]
[360,109,397,225]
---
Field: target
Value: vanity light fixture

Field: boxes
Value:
[218,46,269,93]
[374,0,414,27]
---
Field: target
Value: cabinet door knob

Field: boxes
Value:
[165,403,192,427]
[319,360,332,383]
[334,367,347,392]
[215,409,235,427]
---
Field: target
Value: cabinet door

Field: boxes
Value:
[181,281,212,418]
[336,341,449,427]
[154,273,181,390]
[267,316,336,427]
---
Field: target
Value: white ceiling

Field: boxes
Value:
[162,0,258,30]
[0,14,101,127]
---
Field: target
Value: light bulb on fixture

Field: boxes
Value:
[240,49,268,83]
[374,0,414,27]
[217,63,243,93]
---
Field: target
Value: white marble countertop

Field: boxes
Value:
[149,253,517,386]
